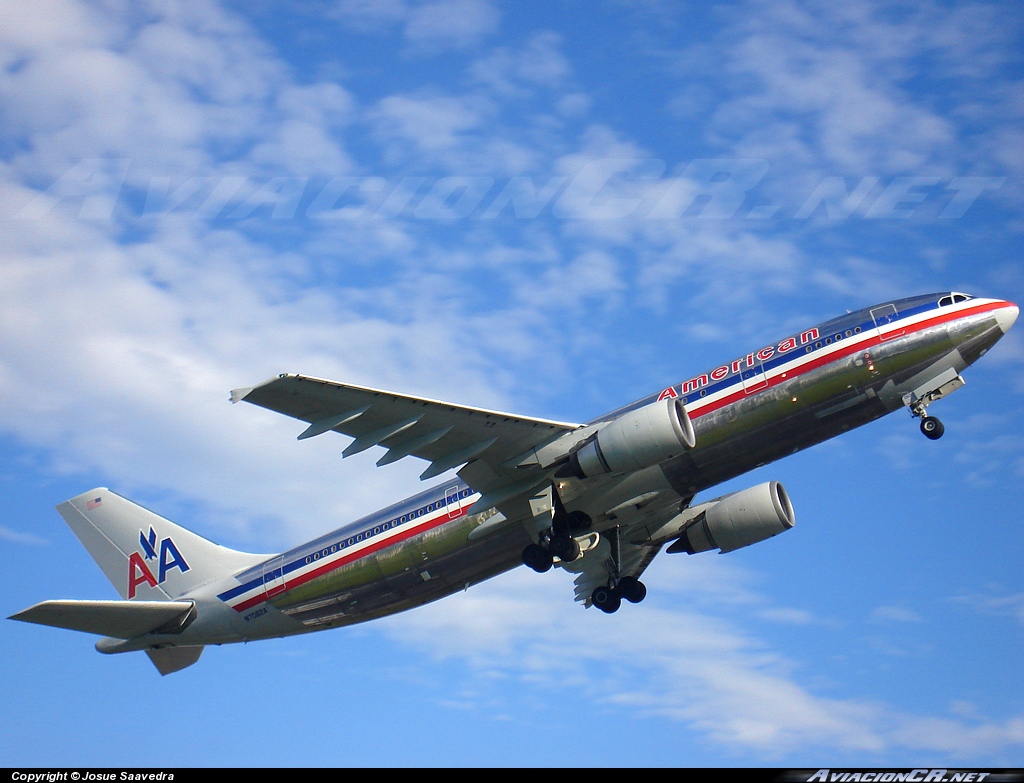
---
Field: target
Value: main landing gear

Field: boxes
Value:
[521,486,591,573]
[520,484,649,615]
[520,533,585,573]
[590,576,647,614]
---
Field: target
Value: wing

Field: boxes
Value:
[233,374,583,505]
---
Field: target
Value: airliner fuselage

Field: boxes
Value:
[12,292,1018,674]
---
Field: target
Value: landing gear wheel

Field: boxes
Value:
[522,544,553,573]
[549,535,581,563]
[591,585,621,614]
[920,416,945,440]
[617,576,647,604]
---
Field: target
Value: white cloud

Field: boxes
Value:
[329,0,408,32]
[0,525,49,546]
[368,91,546,174]
[757,606,821,625]
[0,0,353,190]
[373,94,485,155]
[470,31,572,96]
[405,0,499,51]
[871,605,924,624]
[0,164,523,547]
[379,556,1024,758]
[330,0,499,51]
[650,0,1024,220]
[954,589,1024,627]
[0,0,1021,764]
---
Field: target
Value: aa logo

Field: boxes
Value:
[127,526,190,598]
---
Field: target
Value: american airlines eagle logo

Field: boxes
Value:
[127,526,190,598]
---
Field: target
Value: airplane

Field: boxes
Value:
[10,292,1018,675]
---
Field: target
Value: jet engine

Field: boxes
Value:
[562,398,696,479]
[665,481,795,555]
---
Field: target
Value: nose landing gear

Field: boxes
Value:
[910,399,944,440]
[902,367,965,441]
[920,415,944,440]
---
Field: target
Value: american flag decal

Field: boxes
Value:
[86,497,102,510]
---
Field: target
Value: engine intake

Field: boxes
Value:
[666,481,795,554]
[563,398,696,479]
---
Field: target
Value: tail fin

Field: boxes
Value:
[58,488,267,601]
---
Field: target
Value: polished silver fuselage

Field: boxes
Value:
[172,293,1016,644]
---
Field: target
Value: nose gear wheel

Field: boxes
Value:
[920,416,944,439]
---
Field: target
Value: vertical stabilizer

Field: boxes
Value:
[58,489,267,601]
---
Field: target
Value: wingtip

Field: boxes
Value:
[229,386,254,404]
[230,373,293,404]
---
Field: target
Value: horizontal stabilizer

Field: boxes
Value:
[10,599,194,639]
[146,646,204,676]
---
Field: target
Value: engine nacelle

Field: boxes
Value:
[564,398,696,479]
[666,481,795,554]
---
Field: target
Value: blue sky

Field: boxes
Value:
[2,0,1024,767]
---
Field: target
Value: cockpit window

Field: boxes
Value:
[939,296,953,306]
[953,293,970,303]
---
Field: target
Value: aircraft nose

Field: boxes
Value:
[997,302,1019,334]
